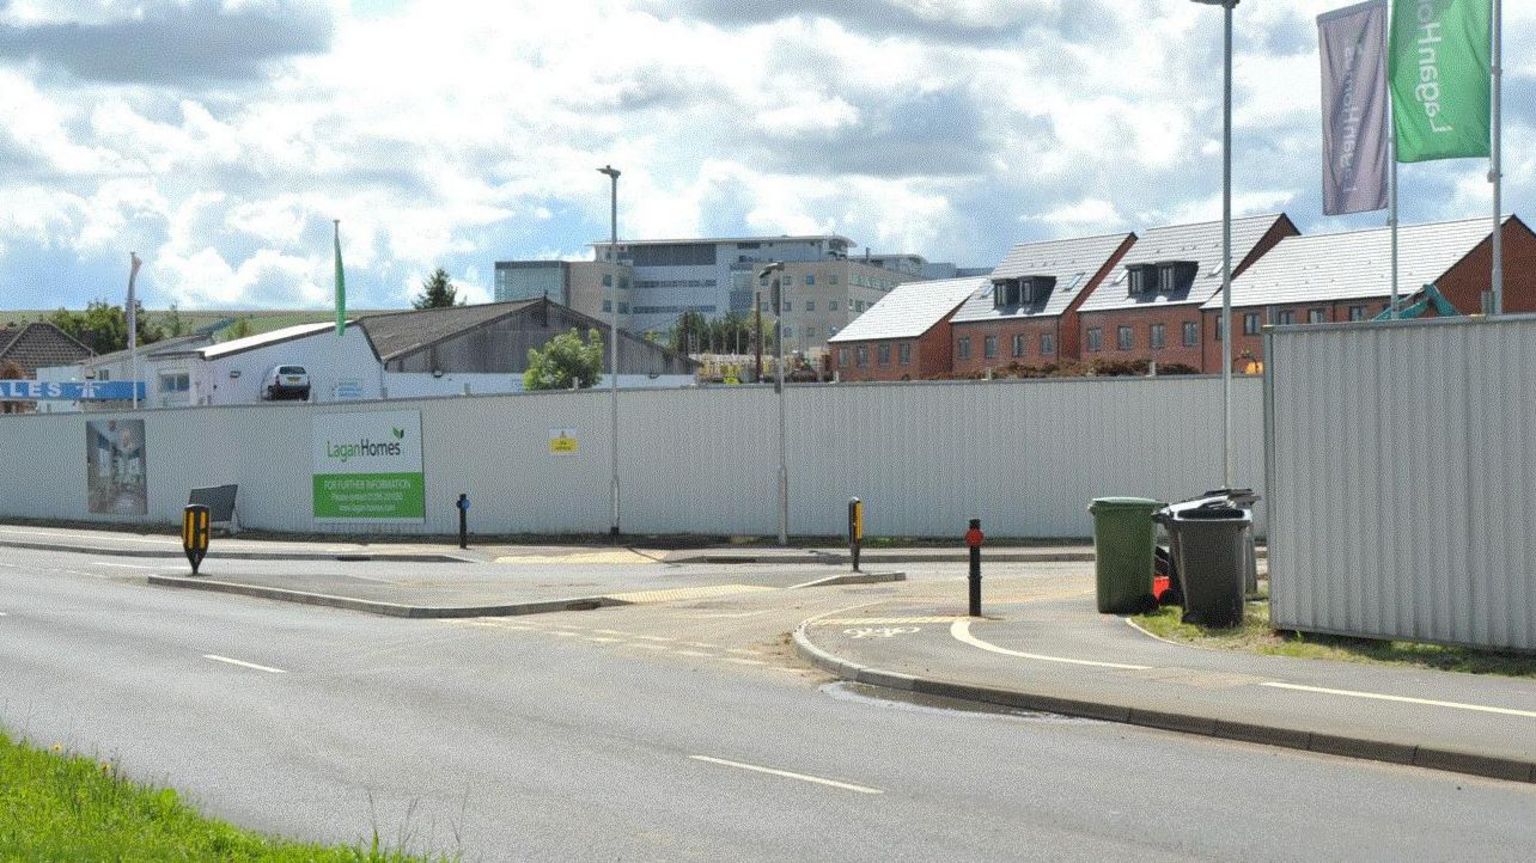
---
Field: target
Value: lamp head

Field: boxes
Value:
[598,165,621,179]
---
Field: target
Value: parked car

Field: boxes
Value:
[260,365,310,401]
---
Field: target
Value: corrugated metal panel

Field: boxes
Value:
[0,377,1265,540]
[1267,316,1536,651]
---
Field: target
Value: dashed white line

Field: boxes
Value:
[950,620,1152,671]
[202,654,286,674]
[690,755,883,795]
[1260,682,1536,719]
[89,561,157,570]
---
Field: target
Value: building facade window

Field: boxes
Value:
[838,348,850,367]
[805,300,815,312]
[829,300,839,312]
[602,299,612,312]
[855,300,865,312]
[1243,313,1261,335]
[984,335,998,359]
[1348,305,1366,321]
[1041,332,1056,355]
[957,337,972,360]
[782,326,793,338]
[1308,308,1326,324]
[1117,326,1133,351]
[805,274,815,286]
[1012,333,1026,358]
[899,343,912,365]
[1086,328,1102,352]
[1150,323,1166,349]
[1183,321,1199,347]
[618,302,628,314]
[805,327,817,340]
[159,373,190,393]
[782,301,792,312]
[1277,310,1295,325]
[1214,317,1224,341]
[878,344,891,365]
[856,346,868,367]
[830,274,839,285]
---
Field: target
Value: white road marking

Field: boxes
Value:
[681,641,719,649]
[1260,682,1536,719]
[88,561,157,570]
[582,637,622,644]
[689,755,883,795]
[202,654,286,674]
[950,620,1152,671]
[593,629,631,636]
[629,643,669,651]
[724,658,767,666]
[675,649,714,658]
[636,635,675,643]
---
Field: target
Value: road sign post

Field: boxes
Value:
[456,494,470,549]
[182,504,210,575]
[848,497,863,572]
[965,518,984,617]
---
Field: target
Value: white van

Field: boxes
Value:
[260,365,311,401]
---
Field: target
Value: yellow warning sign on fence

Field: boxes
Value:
[549,428,579,455]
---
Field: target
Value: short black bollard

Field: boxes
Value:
[456,494,470,549]
[965,518,984,617]
[182,504,210,575]
[848,497,863,572]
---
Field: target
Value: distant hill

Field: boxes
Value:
[0,309,396,342]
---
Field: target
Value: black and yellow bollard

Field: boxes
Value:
[182,504,211,575]
[848,497,863,572]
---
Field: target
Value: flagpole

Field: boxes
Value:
[128,252,140,409]
[1490,0,1503,314]
[1387,2,1399,320]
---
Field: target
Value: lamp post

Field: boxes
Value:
[760,261,788,545]
[1192,0,1237,490]
[598,165,621,539]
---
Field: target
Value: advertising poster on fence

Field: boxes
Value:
[311,410,425,522]
[86,419,147,515]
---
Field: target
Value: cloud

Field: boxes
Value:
[0,1,332,83]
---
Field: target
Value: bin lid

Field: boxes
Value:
[1090,496,1164,511]
[1174,506,1252,522]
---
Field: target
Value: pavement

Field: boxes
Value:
[794,589,1536,786]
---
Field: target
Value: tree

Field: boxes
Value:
[523,328,604,391]
[49,300,163,354]
[166,302,185,337]
[226,317,253,340]
[413,268,463,309]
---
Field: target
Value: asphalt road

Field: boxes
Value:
[3,548,1534,862]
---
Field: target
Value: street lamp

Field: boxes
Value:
[1192,0,1237,490]
[598,164,621,539]
[759,261,788,546]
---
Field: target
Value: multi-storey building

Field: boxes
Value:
[492,260,631,324]
[756,258,924,355]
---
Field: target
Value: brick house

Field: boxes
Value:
[1204,215,1536,372]
[949,232,1135,373]
[828,277,988,381]
[1073,214,1298,370]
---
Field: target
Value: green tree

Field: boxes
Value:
[165,302,185,337]
[413,268,463,309]
[49,300,162,354]
[523,328,604,391]
[226,317,253,340]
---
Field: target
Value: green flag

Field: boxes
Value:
[1390,0,1491,162]
[333,220,345,336]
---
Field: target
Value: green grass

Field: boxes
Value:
[1133,600,1536,679]
[0,730,451,861]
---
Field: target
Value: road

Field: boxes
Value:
[3,547,1534,862]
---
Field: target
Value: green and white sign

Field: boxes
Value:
[312,410,425,522]
[1389,0,1491,163]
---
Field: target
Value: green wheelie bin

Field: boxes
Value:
[1088,497,1163,614]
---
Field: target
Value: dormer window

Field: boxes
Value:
[993,275,1056,308]
[992,278,1023,308]
[1127,264,1157,295]
[1021,275,1056,304]
[1156,261,1199,293]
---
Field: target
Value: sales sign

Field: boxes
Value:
[0,380,146,401]
[312,410,425,522]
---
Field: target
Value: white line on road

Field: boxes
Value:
[689,755,883,795]
[1260,682,1536,719]
[89,561,157,570]
[202,654,286,674]
[950,620,1152,671]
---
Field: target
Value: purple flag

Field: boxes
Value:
[1319,1,1390,215]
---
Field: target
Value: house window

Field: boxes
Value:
[838,348,850,367]
[1012,333,1026,358]
[805,300,816,312]
[782,301,792,312]
[1127,265,1153,295]
[159,373,190,393]
[1086,328,1102,352]
[782,326,793,338]
[806,274,815,286]
[97,369,110,381]
[805,327,817,340]
[1348,305,1366,321]
[1150,323,1166,349]
[1117,326,1133,351]
[602,299,612,312]
[618,302,629,314]
[619,277,630,290]
[899,343,912,365]
[1183,321,1199,347]
[957,337,972,360]
[602,274,613,287]
[878,344,891,365]
[1214,317,1224,341]
[984,335,998,359]
[856,346,869,367]
[829,300,840,312]
[1040,332,1056,355]
[1277,310,1295,325]
[855,300,865,312]
[1308,308,1327,324]
[1243,313,1261,335]
[830,274,839,285]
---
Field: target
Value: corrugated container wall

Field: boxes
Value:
[0,377,1263,539]
[1265,316,1536,651]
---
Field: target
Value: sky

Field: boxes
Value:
[1,0,1532,312]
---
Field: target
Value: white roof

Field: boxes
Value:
[1076,214,1290,314]
[199,321,344,360]
[951,232,1133,323]
[827,277,988,343]
[1204,216,1510,310]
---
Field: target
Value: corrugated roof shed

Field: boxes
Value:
[1203,216,1513,310]
[358,301,540,361]
[1076,213,1289,313]
[827,277,988,343]
[951,232,1134,324]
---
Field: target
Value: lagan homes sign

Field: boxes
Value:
[311,410,425,522]
[0,381,146,401]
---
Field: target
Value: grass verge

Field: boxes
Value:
[1132,601,1536,679]
[0,731,449,862]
